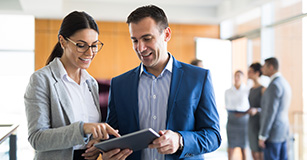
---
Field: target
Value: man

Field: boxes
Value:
[259,57,292,160]
[102,5,221,160]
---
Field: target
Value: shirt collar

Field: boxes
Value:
[139,53,173,77]
[270,72,281,82]
[55,57,91,84]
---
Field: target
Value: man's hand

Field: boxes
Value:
[148,130,180,154]
[258,139,266,149]
[101,148,133,160]
[83,123,120,139]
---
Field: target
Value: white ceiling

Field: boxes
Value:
[0,0,273,24]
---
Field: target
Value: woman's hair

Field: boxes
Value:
[46,11,99,65]
[249,62,262,77]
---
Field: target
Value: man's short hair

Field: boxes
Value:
[265,57,279,71]
[126,5,169,33]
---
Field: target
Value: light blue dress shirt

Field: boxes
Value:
[138,55,173,160]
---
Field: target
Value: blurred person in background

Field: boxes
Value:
[247,63,265,160]
[259,57,291,160]
[190,59,204,68]
[225,70,250,160]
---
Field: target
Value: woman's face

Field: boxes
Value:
[60,28,99,71]
[234,72,243,85]
[248,67,258,80]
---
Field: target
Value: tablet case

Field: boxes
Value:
[94,128,160,152]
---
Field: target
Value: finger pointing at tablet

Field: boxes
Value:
[83,123,121,139]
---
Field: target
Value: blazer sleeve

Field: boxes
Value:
[178,70,221,158]
[259,83,281,139]
[24,71,86,151]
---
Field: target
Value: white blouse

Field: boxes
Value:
[225,83,250,112]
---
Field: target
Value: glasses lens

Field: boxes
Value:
[75,41,103,53]
[91,41,103,53]
[96,42,103,53]
[76,43,89,53]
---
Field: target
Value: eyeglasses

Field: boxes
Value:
[66,37,103,53]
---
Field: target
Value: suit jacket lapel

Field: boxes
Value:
[131,67,141,129]
[49,60,75,124]
[166,58,183,126]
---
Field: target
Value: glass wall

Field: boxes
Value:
[220,0,306,159]
[0,15,35,159]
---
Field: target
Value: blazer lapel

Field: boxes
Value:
[49,60,75,124]
[130,67,141,129]
[166,58,183,126]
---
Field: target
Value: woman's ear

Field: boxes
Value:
[59,35,66,49]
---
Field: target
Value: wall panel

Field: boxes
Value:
[35,19,219,79]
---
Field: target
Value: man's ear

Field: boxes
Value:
[164,27,171,42]
[59,35,66,49]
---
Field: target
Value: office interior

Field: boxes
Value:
[0,0,306,159]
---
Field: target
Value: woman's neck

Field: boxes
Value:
[234,83,241,89]
[60,58,81,84]
[253,78,261,88]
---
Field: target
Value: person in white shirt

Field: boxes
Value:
[225,70,250,160]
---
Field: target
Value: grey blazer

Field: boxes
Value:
[259,75,291,143]
[24,58,101,160]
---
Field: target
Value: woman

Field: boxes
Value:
[247,63,265,160]
[24,11,120,160]
[225,70,250,160]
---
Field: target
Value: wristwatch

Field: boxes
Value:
[177,132,184,151]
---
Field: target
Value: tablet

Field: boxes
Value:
[94,128,160,152]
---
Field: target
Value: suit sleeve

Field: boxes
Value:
[259,83,281,139]
[24,72,86,151]
[178,70,221,158]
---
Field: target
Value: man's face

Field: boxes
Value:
[129,17,171,70]
[261,62,270,76]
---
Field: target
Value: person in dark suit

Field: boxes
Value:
[101,5,221,160]
[259,57,292,160]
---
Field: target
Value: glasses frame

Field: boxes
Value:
[66,37,103,53]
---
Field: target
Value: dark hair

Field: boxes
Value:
[235,70,244,75]
[249,62,262,76]
[265,57,279,71]
[190,59,202,66]
[46,11,99,65]
[126,5,169,33]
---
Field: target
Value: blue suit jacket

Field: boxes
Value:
[107,57,221,160]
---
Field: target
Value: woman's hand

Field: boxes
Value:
[82,139,101,160]
[247,108,258,116]
[101,148,133,160]
[83,123,120,139]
